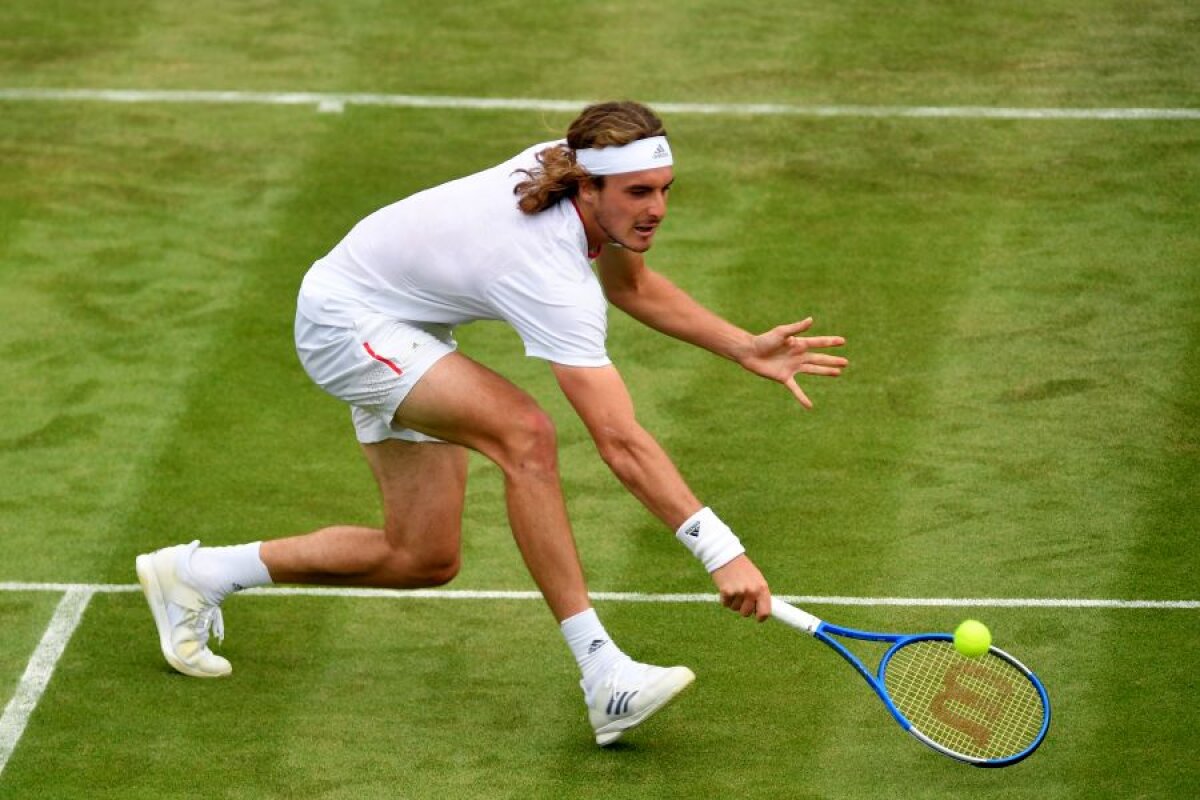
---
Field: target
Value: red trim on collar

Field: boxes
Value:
[569,197,602,260]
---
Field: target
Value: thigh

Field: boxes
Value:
[390,351,547,460]
[361,437,469,553]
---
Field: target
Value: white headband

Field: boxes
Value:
[574,136,673,175]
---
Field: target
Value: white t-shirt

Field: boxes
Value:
[297,141,610,367]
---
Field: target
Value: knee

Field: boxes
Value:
[373,521,463,588]
[379,548,461,588]
[494,406,559,478]
[593,426,634,474]
[406,553,461,588]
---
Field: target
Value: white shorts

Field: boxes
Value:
[294,309,457,444]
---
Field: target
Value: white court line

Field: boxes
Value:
[0,88,1197,120]
[0,588,93,778]
[0,582,1190,777]
[0,582,1195,609]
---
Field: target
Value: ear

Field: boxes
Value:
[577,176,601,205]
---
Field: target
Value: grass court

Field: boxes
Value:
[1,2,1197,798]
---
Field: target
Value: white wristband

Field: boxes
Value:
[675,507,745,573]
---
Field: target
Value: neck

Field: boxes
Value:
[570,197,604,258]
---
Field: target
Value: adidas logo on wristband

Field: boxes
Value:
[676,507,745,573]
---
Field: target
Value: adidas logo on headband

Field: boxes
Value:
[652,143,669,159]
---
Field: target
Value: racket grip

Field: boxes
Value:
[770,599,822,634]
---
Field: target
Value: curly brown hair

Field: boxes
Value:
[513,101,667,214]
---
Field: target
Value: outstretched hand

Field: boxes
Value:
[737,317,848,408]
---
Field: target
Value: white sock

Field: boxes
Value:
[560,608,629,699]
[186,542,273,605]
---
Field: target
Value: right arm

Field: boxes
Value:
[551,361,772,620]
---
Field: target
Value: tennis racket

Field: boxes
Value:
[771,599,1050,767]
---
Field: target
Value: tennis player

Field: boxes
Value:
[136,101,848,746]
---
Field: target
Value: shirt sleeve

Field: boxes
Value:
[486,265,611,367]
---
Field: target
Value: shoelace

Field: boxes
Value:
[190,605,225,646]
[600,659,649,697]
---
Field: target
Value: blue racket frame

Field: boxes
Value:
[768,599,1051,767]
[810,619,1051,767]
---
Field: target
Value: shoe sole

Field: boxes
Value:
[136,553,230,678]
[594,667,696,746]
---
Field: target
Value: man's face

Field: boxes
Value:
[584,167,674,253]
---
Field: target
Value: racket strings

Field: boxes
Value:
[883,641,1045,760]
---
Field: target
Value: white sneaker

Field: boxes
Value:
[135,541,232,678]
[587,660,695,746]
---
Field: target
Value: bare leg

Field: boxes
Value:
[385,352,592,622]
[262,352,590,621]
[145,351,690,741]
[261,438,468,588]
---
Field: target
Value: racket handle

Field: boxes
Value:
[770,599,822,634]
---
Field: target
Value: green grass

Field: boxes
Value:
[1,2,1198,798]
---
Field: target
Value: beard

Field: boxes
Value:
[595,208,655,254]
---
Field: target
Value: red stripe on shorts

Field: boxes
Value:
[362,342,403,375]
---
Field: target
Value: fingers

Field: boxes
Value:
[721,590,755,616]
[785,377,813,409]
[775,318,814,338]
[799,367,842,378]
[756,592,772,622]
[720,588,773,622]
[787,341,848,383]
[788,347,848,377]
[713,556,772,622]
[789,335,846,350]
[801,352,849,367]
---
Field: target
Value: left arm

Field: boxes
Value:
[597,245,751,360]
[596,246,849,407]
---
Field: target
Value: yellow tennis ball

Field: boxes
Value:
[953,619,991,658]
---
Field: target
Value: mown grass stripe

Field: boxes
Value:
[1,88,1198,120]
